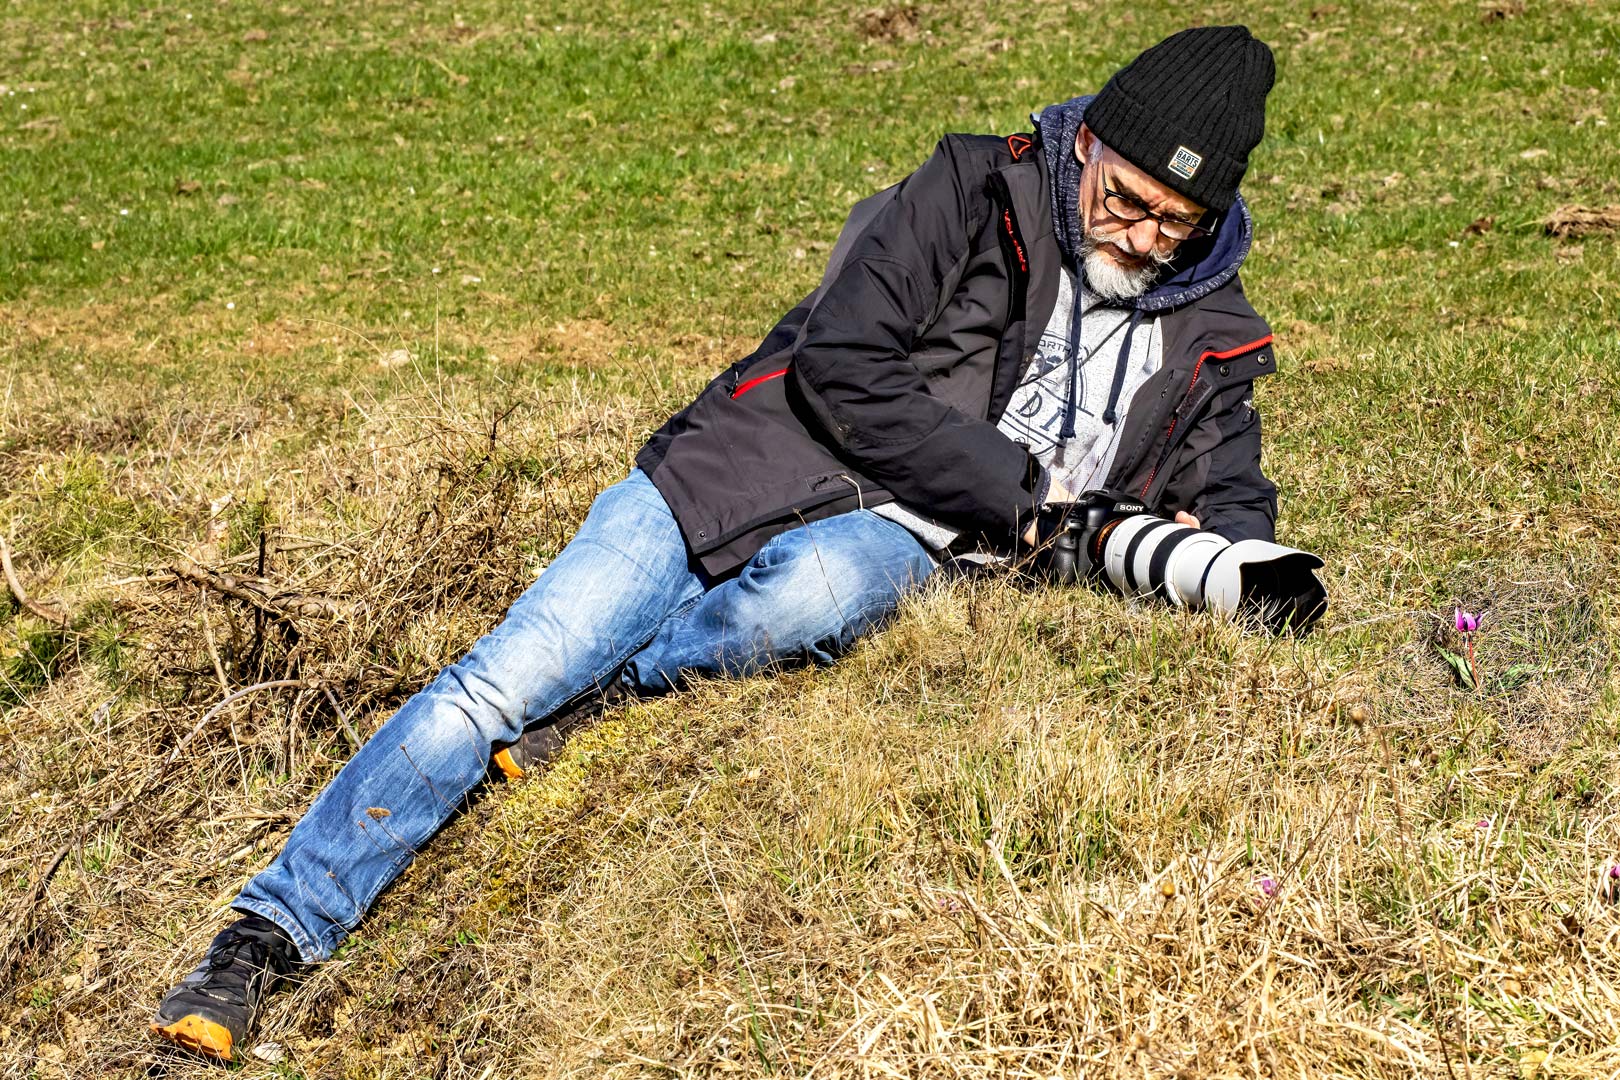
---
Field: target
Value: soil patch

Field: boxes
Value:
[1545,204,1620,238]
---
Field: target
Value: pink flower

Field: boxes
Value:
[1476,818,1491,830]
[1257,877,1278,898]
[1452,608,1484,691]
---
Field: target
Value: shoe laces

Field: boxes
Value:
[197,933,288,1000]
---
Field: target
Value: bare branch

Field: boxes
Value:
[0,532,70,627]
[169,557,344,621]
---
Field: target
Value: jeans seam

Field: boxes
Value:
[587,589,705,694]
[844,594,906,639]
[333,848,415,955]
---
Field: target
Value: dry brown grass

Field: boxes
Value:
[2,370,1616,1077]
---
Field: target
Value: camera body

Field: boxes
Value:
[1034,490,1328,634]
[1033,491,1147,585]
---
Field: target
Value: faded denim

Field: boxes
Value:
[233,468,935,960]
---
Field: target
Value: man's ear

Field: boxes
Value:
[1076,123,1097,163]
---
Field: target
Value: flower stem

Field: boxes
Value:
[1466,636,1480,692]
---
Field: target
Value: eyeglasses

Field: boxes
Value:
[1099,173,1216,242]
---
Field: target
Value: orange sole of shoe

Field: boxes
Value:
[151,1015,235,1062]
[492,747,525,781]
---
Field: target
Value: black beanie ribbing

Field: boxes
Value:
[1085,25,1275,213]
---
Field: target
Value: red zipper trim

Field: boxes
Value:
[730,367,789,399]
[1200,334,1274,365]
[1138,333,1274,498]
[1002,210,1028,272]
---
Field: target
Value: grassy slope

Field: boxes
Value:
[2,0,1618,1076]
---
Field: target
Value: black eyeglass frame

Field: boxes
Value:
[1098,174,1218,242]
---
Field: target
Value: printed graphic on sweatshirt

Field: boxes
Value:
[999,328,1089,458]
[999,272,1135,460]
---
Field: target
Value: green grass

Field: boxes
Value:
[3,0,1620,1077]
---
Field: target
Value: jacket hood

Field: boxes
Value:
[1034,94,1254,314]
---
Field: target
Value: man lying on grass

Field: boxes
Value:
[153,25,1281,1060]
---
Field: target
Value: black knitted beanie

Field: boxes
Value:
[1085,25,1275,213]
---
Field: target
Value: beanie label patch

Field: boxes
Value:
[1168,146,1203,179]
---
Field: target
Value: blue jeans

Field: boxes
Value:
[234,469,935,960]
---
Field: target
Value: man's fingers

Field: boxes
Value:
[1175,511,1201,529]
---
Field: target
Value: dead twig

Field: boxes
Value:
[0,532,70,627]
[323,684,363,751]
[169,556,344,621]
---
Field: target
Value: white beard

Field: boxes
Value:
[1078,229,1172,301]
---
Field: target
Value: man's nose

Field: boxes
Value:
[1123,217,1160,253]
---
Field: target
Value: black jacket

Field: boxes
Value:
[637,129,1278,577]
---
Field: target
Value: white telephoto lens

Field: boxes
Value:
[1101,515,1173,597]
[1203,539,1327,623]
[1161,531,1229,607]
[1093,512,1327,631]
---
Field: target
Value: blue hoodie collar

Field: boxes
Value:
[1034,95,1253,314]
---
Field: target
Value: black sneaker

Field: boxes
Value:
[492,674,635,781]
[150,914,299,1062]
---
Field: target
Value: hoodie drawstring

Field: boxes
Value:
[1059,285,1143,439]
[1057,280,1085,441]
[1102,308,1145,426]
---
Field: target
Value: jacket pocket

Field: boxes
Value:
[1137,335,1275,500]
[730,365,790,399]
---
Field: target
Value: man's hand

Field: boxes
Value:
[1175,511,1201,529]
[1022,479,1077,546]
